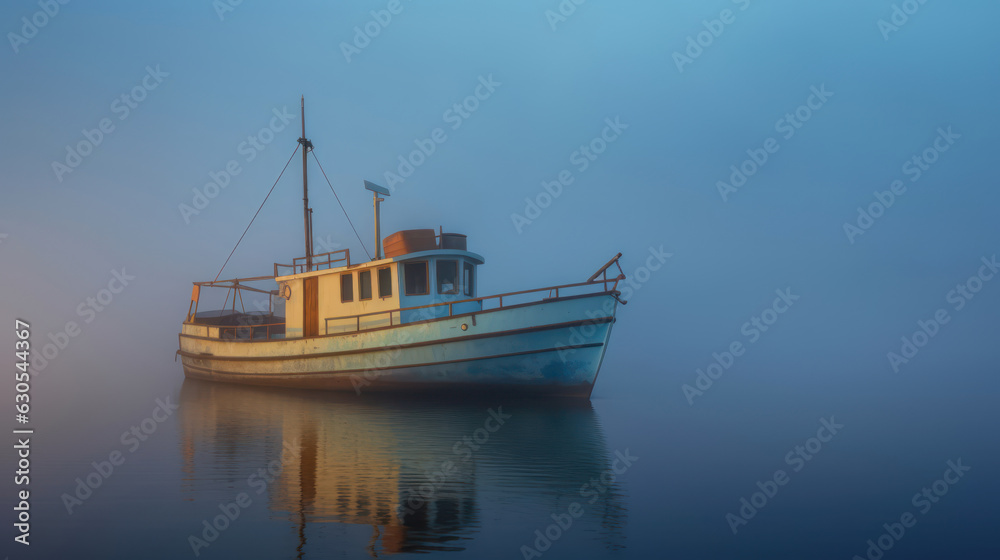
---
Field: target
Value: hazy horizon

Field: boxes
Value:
[2,1,999,558]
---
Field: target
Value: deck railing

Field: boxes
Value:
[187,276,278,323]
[274,249,351,277]
[216,322,286,340]
[323,257,625,335]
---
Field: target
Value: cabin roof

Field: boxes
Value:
[275,249,484,281]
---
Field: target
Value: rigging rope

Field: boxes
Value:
[213,144,301,282]
[310,149,373,261]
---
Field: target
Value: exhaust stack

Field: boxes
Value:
[364,180,390,260]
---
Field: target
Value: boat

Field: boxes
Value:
[177,99,627,398]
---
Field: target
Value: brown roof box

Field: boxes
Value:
[383,229,437,258]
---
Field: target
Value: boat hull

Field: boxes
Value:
[178,293,619,397]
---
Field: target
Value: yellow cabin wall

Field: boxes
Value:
[281,262,400,337]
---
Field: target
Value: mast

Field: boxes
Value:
[298,96,314,271]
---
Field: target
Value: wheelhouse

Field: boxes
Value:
[275,230,484,337]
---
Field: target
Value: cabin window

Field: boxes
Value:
[437,260,459,295]
[378,267,392,298]
[404,261,428,295]
[464,262,475,297]
[359,270,372,300]
[340,273,353,302]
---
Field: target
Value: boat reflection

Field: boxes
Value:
[179,379,627,556]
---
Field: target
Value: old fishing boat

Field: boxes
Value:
[177,99,626,397]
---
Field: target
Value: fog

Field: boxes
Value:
[1,3,998,556]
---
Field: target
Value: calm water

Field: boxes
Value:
[8,366,1000,560]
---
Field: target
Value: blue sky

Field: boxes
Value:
[1,0,999,412]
